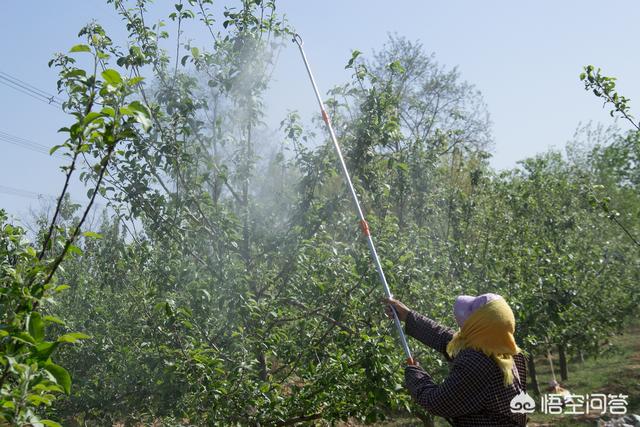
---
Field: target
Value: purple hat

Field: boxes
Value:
[453,293,502,327]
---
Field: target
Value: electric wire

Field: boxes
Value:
[0,70,63,107]
[0,71,59,100]
[0,183,104,213]
[0,130,64,158]
[0,73,105,214]
[0,184,52,200]
[0,71,63,106]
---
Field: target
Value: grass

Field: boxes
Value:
[527,321,640,426]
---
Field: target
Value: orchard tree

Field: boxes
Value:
[0,19,152,425]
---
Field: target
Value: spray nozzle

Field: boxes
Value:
[292,33,304,46]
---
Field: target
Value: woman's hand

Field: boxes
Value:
[383,297,410,322]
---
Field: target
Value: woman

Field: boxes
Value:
[384,294,528,426]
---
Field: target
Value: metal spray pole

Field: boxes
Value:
[292,33,413,362]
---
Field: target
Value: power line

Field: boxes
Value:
[0,130,64,158]
[0,71,59,100]
[0,76,53,105]
[0,70,63,108]
[0,184,52,200]
[0,71,63,106]
[0,184,105,213]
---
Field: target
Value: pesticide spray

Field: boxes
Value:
[292,33,413,363]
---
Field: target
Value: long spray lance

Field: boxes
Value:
[292,33,413,363]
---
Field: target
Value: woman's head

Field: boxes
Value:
[453,293,501,327]
[448,293,520,385]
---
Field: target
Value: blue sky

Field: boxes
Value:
[1,1,639,223]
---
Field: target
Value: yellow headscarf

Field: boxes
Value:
[446,297,521,386]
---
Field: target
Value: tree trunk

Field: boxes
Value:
[528,355,540,396]
[258,351,268,381]
[558,344,568,381]
[546,348,556,382]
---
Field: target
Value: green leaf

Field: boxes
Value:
[49,145,63,155]
[127,101,152,130]
[33,383,64,393]
[119,106,133,115]
[395,162,409,172]
[28,312,45,342]
[134,111,152,131]
[67,244,83,256]
[389,60,405,74]
[33,341,60,360]
[102,69,123,85]
[128,76,144,86]
[44,362,72,394]
[54,284,71,293]
[101,106,116,117]
[27,392,55,405]
[82,231,103,239]
[14,331,36,345]
[43,315,65,325]
[57,332,91,343]
[65,69,87,78]
[128,100,149,114]
[42,420,63,427]
[69,44,91,53]
[163,301,173,317]
[345,49,362,69]
[82,111,103,125]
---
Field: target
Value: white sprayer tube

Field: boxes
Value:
[292,33,413,362]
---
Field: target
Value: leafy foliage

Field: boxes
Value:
[580,65,638,130]
[2,2,640,426]
[0,210,82,426]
